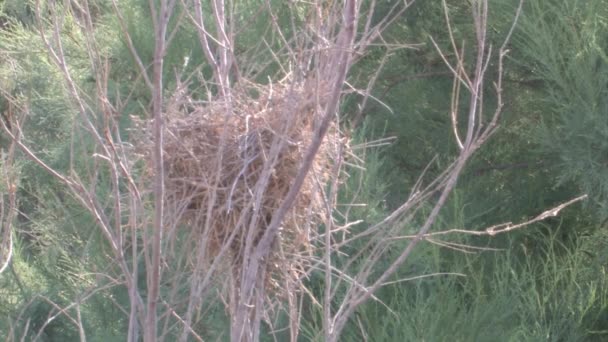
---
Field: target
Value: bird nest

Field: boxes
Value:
[133,79,346,295]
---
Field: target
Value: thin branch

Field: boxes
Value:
[109,0,153,90]
[381,272,466,287]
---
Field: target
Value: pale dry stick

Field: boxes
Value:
[161,164,214,339]
[177,109,279,341]
[31,281,119,341]
[145,0,176,340]
[425,238,490,254]
[441,0,474,91]
[466,1,491,144]
[336,155,453,248]
[244,116,304,337]
[473,48,494,141]
[6,319,15,342]
[262,39,291,77]
[76,303,86,342]
[177,7,257,335]
[164,8,188,56]
[336,140,396,235]
[96,61,128,272]
[306,0,332,71]
[0,133,16,275]
[337,146,369,229]
[108,0,153,90]
[0,120,72,185]
[178,137,282,340]
[253,0,357,271]
[350,136,397,150]
[162,301,204,342]
[237,26,275,78]
[378,3,506,296]
[158,303,192,340]
[430,36,473,92]
[10,295,37,342]
[211,0,233,95]
[79,5,145,170]
[389,194,589,241]
[0,122,123,264]
[231,3,358,339]
[228,0,237,77]
[264,0,298,75]
[35,1,126,216]
[153,82,193,334]
[232,84,304,341]
[172,138,238,338]
[288,1,314,78]
[19,320,30,342]
[73,0,104,87]
[224,69,299,342]
[190,0,230,97]
[178,211,240,342]
[475,0,524,147]
[127,186,142,341]
[332,130,469,341]
[0,228,11,275]
[349,51,393,129]
[339,30,481,342]
[408,154,447,200]
[450,47,464,150]
[355,0,417,55]
[358,0,377,56]
[33,1,148,337]
[347,28,426,123]
[327,2,525,340]
[290,256,398,337]
[166,0,181,35]
[301,255,393,313]
[36,2,149,338]
[381,272,466,287]
[318,219,364,238]
[425,238,502,253]
[160,248,187,339]
[330,195,429,305]
[289,267,305,342]
[328,196,427,303]
[321,128,346,342]
[324,0,342,39]
[356,315,369,342]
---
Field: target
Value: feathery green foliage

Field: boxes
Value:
[0,0,606,340]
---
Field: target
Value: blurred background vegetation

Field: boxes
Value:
[0,0,606,340]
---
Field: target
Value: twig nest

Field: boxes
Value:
[133,79,347,296]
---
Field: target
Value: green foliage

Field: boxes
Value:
[0,0,607,340]
[511,0,608,221]
[336,0,608,340]
[0,0,36,27]
[306,222,608,341]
